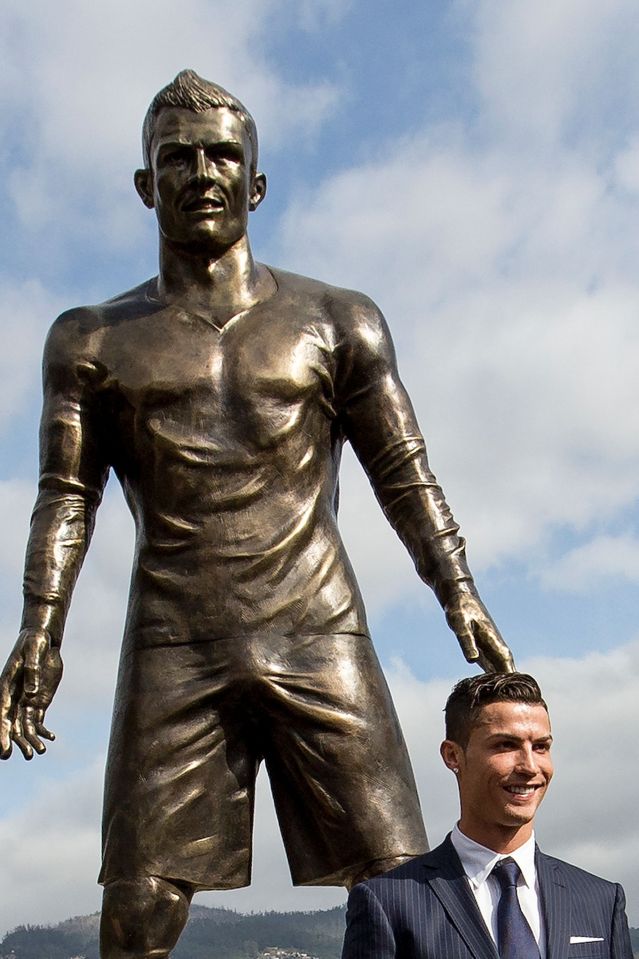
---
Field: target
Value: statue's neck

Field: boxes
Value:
[156,235,273,327]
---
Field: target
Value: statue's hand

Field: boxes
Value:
[445,592,515,673]
[0,629,63,760]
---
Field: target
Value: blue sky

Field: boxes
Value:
[1,0,638,935]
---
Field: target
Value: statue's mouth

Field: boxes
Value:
[182,194,225,213]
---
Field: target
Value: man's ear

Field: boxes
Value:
[134,168,155,209]
[440,739,463,774]
[249,172,267,211]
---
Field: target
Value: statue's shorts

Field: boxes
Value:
[98,632,427,890]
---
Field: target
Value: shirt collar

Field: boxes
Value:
[451,824,537,891]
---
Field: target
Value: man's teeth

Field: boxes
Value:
[506,785,535,794]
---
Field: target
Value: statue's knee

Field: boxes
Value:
[101,876,192,958]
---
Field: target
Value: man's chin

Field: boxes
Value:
[501,801,540,826]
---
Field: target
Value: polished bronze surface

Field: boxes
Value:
[0,70,513,957]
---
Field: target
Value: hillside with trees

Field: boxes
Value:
[0,904,345,959]
[1,906,637,958]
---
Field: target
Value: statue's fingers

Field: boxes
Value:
[476,649,497,673]
[33,707,55,742]
[475,625,516,673]
[22,707,48,754]
[0,678,17,757]
[11,714,34,761]
[500,649,516,673]
[0,715,13,758]
[457,627,479,663]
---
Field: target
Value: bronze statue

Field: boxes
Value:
[0,71,514,958]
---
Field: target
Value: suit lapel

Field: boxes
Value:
[536,849,571,959]
[423,837,500,959]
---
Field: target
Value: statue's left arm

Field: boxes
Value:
[337,295,514,673]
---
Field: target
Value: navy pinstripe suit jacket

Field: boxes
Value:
[342,836,633,959]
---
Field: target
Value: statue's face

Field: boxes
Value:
[143,106,263,253]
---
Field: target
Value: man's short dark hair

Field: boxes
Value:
[142,69,259,173]
[445,673,547,747]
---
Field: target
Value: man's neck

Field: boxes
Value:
[156,235,275,328]
[456,819,534,855]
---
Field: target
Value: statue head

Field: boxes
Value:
[142,70,259,175]
[135,70,266,252]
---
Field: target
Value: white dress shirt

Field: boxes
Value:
[450,824,546,959]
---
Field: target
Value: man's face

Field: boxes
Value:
[139,106,263,253]
[442,701,553,850]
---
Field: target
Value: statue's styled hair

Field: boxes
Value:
[445,673,547,747]
[142,69,258,172]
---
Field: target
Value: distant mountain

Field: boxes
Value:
[1,908,637,959]
[0,904,346,959]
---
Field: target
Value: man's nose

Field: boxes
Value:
[516,744,538,774]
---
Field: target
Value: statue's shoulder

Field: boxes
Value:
[268,265,383,327]
[52,279,152,330]
[44,279,153,360]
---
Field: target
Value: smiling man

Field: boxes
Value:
[0,71,514,958]
[342,673,633,959]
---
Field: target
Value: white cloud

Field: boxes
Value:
[0,280,64,434]
[0,480,36,579]
[471,0,639,148]
[539,533,639,592]
[614,137,639,194]
[0,762,104,934]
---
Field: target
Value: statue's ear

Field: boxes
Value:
[134,169,155,209]
[249,172,267,211]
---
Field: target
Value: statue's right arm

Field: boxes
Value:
[0,313,110,760]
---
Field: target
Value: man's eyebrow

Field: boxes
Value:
[484,731,553,744]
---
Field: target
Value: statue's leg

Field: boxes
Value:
[265,634,427,889]
[99,876,193,959]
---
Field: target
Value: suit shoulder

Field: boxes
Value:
[539,852,621,896]
[359,837,459,896]
[359,852,431,897]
